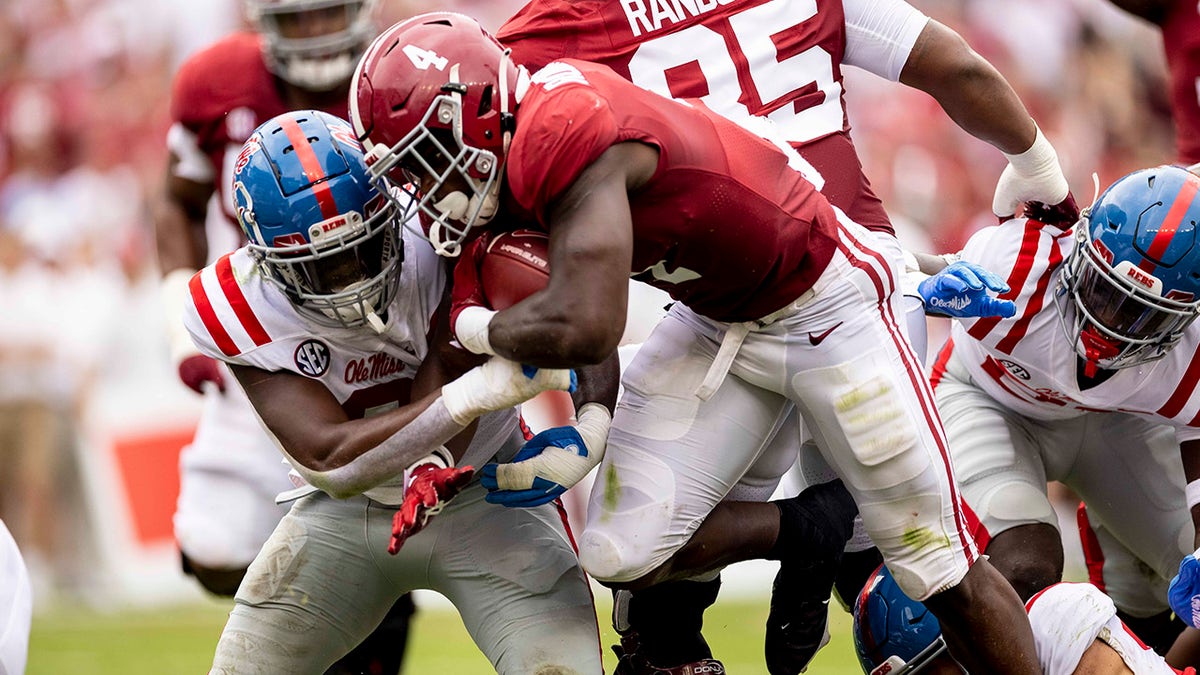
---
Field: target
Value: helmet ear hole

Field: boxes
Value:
[478,85,494,116]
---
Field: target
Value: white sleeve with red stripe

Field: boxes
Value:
[1026,583,1178,675]
[956,219,1066,351]
[183,250,280,367]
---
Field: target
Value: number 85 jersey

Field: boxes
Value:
[498,0,930,234]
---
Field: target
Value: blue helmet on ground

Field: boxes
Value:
[1058,165,1200,371]
[853,565,949,675]
[232,109,402,332]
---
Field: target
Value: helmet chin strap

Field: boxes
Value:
[1080,325,1120,377]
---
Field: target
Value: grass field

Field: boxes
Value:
[27,592,864,674]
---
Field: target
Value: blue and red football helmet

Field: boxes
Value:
[1058,165,1200,371]
[232,109,403,332]
[853,565,950,675]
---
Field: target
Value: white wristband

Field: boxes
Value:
[454,306,498,356]
[1003,125,1057,173]
[1187,478,1200,511]
[161,267,200,365]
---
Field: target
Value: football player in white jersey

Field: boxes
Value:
[853,564,1198,675]
[187,110,609,674]
[927,164,1200,658]
[155,3,423,670]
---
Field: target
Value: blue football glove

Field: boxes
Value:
[918,261,1016,319]
[1169,552,1200,629]
[481,403,611,508]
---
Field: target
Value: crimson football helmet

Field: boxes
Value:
[246,0,378,91]
[1057,165,1200,372]
[350,12,523,257]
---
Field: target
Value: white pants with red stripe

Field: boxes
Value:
[935,348,1189,616]
[578,220,976,601]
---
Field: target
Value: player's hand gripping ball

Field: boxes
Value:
[451,229,551,355]
[478,229,551,310]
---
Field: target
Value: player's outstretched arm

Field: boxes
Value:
[899,20,1073,220]
[229,354,574,499]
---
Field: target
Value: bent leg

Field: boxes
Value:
[984,523,1064,602]
[211,494,401,674]
[436,491,602,675]
[923,558,1039,674]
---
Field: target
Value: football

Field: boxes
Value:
[479,229,551,310]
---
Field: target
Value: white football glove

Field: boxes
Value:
[992,126,1069,219]
[441,357,576,426]
[480,402,611,507]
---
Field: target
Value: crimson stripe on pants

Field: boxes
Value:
[836,225,977,565]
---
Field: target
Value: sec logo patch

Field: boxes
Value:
[295,340,331,377]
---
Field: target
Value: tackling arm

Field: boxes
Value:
[230,362,466,499]
[485,141,654,368]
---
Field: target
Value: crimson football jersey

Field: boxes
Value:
[1161,1,1200,164]
[168,33,351,229]
[499,0,930,234]
[506,60,840,323]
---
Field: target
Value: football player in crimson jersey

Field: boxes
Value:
[193,110,608,674]
[920,165,1200,666]
[352,13,1042,675]
[152,2,419,672]
[1106,1,1200,165]
[495,0,1075,669]
[854,565,1199,675]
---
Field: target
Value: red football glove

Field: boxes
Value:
[178,354,226,394]
[388,463,475,555]
[1023,192,1081,232]
[449,232,493,332]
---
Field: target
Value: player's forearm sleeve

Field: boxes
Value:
[295,398,467,499]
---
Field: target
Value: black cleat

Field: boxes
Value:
[764,479,858,674]
[612,589,726,675]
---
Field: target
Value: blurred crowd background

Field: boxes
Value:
[0,0,1176,605]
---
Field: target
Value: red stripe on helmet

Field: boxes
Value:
[1144,175,1200,266]
[280,116,339,221]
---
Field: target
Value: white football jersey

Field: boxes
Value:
[1026,583,1182,674]
[183,228,522,491]
[944,218,1200,444]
